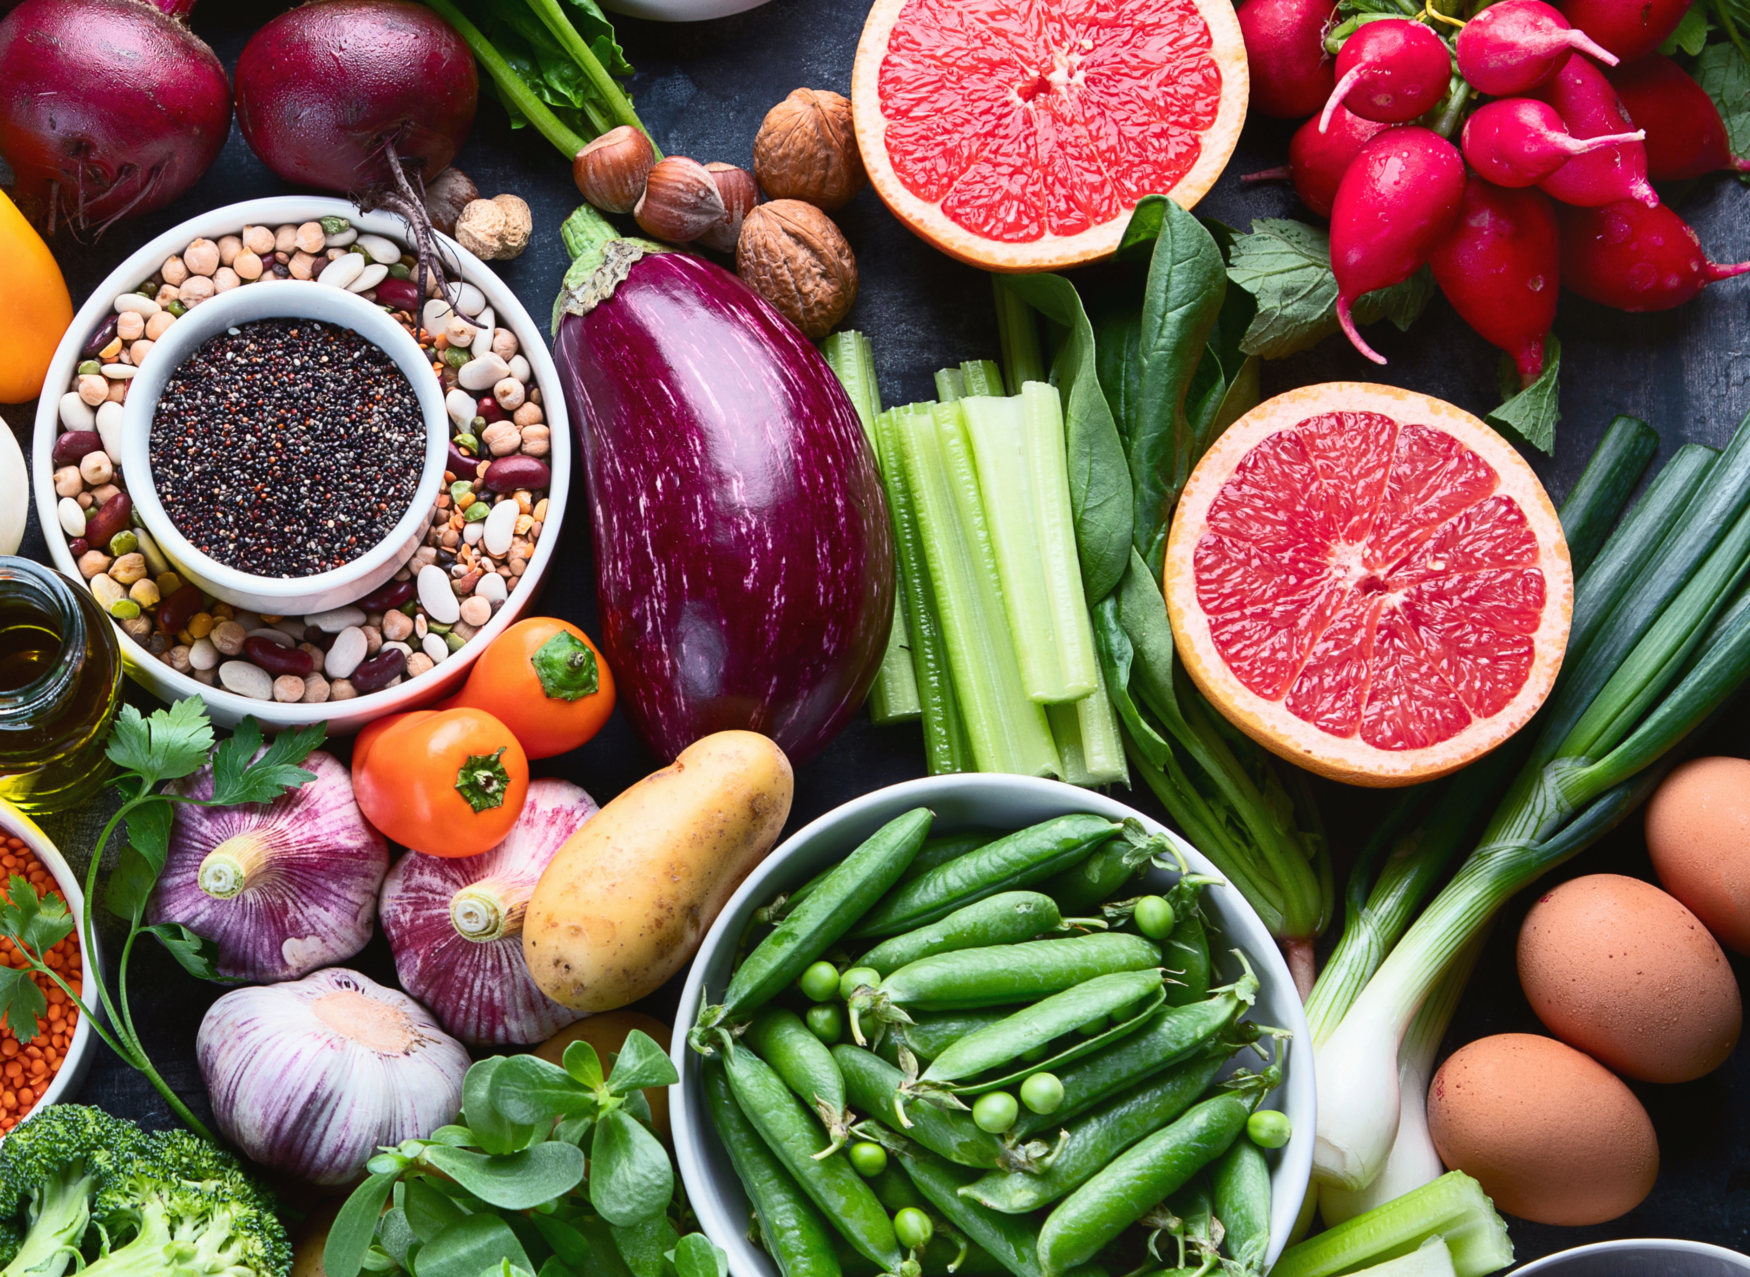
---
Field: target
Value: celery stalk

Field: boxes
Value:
[961,360,1005,396]
[1047,659,1128,786]
[894,402,1059,776]
[823,332,920,725]
[936,368,967,403]
[1273,1173,1512,1277]
[993,277,1046,389]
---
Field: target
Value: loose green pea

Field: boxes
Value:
[1075,1014,1108,1037]
[971,1092,1018,1134]
[1247,1110,1290,1149]
[464,500,491,523]
[107,530,139,557]
[108,600,140,620]
[387,262,412,279]
[472,415,489,430]
[806,1003,843,1044]
[453,433,480,454]
[77,360,102,377]
[444,348,471,369]
[319,216,351,235]
[444,632,467,653]
[894,1208,934,1251]
[839,966,881,1001]
[849,1141,888,1178]
[1019,1072,1064,1115]
[167,301,187,317]
[799,961,840,1003]
[449,480,474,501]
[1134,895,1176,939]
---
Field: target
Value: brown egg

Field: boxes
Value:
[536,1010,673,1141]
[1646,756,1750,953]
[1427,1033,1658,1225]
[1518,873,1740,1082]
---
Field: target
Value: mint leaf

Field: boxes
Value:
[105,697,215,785]
[1694,43,1750,166]
[1661,2,1709,54]
[1353,265,1435,334]
[0,968,46,1044]
[1487,334,1562,454]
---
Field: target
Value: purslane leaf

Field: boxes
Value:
[1487,333,1563,454]
[466,1057,539,1155]
[490,1053,597,1125]
[670,1235,727,1277]
[605,1031,677,1095]
[423,1144,588,1211]
[588,1110,673,1227]
[415,1214,533,1277]
[324,1170,400,1277]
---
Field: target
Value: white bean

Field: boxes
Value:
[457,353,510,392]
[317,253,366,289]
[446,388,479,426]
[348,263,389,293]
[325,226,359,248]
[509,354,532,383]
[447,281,487,317]
[422,633,450,665]
[95,401,124,460]
[423,298,456,336]
[101,365,137,380]
[417,564,461,623]
[470,308,496,356]
[356,233,404,263]
[114,294,161,317]
[59,393,96,431]
[57,498,87,538]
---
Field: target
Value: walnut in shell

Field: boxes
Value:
[752,89,867,212]
[737,199,857,339]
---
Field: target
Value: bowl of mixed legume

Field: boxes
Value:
[31,196,570,732]
[671,773,1315,1277]
[0,799,100,1134]
[119,279,452,617]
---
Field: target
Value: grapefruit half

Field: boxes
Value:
[1165,383,1572,787]
[851,0,1249,272]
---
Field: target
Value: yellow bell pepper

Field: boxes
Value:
[1,190,74,404]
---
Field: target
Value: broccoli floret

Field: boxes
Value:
[0,1105,151,1277]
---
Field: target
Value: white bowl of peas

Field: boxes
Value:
[671,773,1314,1277]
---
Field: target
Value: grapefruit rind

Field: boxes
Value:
[1164,382,1573,787]
[850,0,1250,273]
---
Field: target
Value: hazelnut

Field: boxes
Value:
[635,156,728,244]
[738,200,858,339]
[456,194,533,261]
[697,162,761,253]
[425,167,479,235]
[753,89,867,212]
[574,126,657,214]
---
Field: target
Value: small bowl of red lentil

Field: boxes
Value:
[0,801,99,1135]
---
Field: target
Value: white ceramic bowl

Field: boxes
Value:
[1515,1241,1750,1277]
[670,774,1315,1277]
[118,282,450,616]
[0,800,101,1127]
[599,0,771,20]
[32,196,571,733]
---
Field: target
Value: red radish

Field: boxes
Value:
[1462,98,1643,187]
[1330,126,1467,363]
[1239,0,1339,118]
[1534,53,1658,208]
[1558,0,1694,63]
[1607,54,1750,180]
[0,0,230,234]
[1560,200,1750,311]
[1321,19,1453,132]
[1454,0,1617,97]
[234,0,476,192]
[1244,107,1393,216]
[1430,177,1560,384]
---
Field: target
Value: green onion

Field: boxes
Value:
[1273,1173,1513,1277]
[1558,416,1659,576]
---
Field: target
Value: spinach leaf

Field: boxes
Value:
[453,0,634,140]
[1094,310,1143,446]
[1487,334,1562,454]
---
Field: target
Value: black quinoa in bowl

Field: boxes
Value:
[149,317,425,578]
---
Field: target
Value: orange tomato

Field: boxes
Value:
[353,707,529,857]
[445,618,615,759]
[1,191,73,405]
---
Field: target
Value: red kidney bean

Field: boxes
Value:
[81,315,118,360]
[68,538,89,558]
[53,431,104,466]
[83,493,133,549]
[351,648,406,694]
[483,456,551,492]
[245,635,314,677]
[302,628,336,652]
[448,441,482,479]
[477,396,507,423]
[157,583,205,634]
[375,277,422,312]
[357,578,415,612]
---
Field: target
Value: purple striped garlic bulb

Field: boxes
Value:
[380,777,596,1045]
[197,967,469,1185]
[148,749,388,982]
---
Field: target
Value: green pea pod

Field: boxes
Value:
[852,815,1123,939]
[695,809,933,1049]
[1211,1137,1270,1277]
[1012,970,1255,1139]
[1165,1176,1219,1266]
[879,1010,1012,1067]
[862,893,1066,977]
[833,1233,1010,1277]
[871,1166,928,1214]
[723,1043,903,1273]
[748,1007,854,1156]
[901,831,1002,884]
[856,933,1162,1041]
[1162,910,1210,1008]
[835,1044,1045,1175]
[1037,1095,1251,1275]
[959,1047,1229,1214]
[1040,824,1161,915]
[703,1060,843,1277]
[923,972,1165,1090]
[892,1143,1047,1277]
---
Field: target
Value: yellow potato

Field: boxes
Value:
[535,1011,674,1142]
[525,731,792,1012]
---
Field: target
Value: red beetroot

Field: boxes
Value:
[1430,177,1560,384]
[1330,126,1468,363]
[1534,53,1658,208]
[1321,19,1454,132]
[1607,54,1750,180]
[1244,108,1394,216]
[1454,0,1617,97]
[1560,200,1750,311]
[1239,0,1339,118]
[1462,97,1643,186]
[0,0,231,234]
[1558,0,1693,63]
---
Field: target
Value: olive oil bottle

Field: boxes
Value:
[0,558,122,816]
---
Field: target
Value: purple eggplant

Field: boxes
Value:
[552,206,894,764]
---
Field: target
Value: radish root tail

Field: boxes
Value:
[1336,297,1388,365]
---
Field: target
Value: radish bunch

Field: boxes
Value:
[1238,0,1750,377]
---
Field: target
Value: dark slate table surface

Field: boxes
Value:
[6,0,1750,1261]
